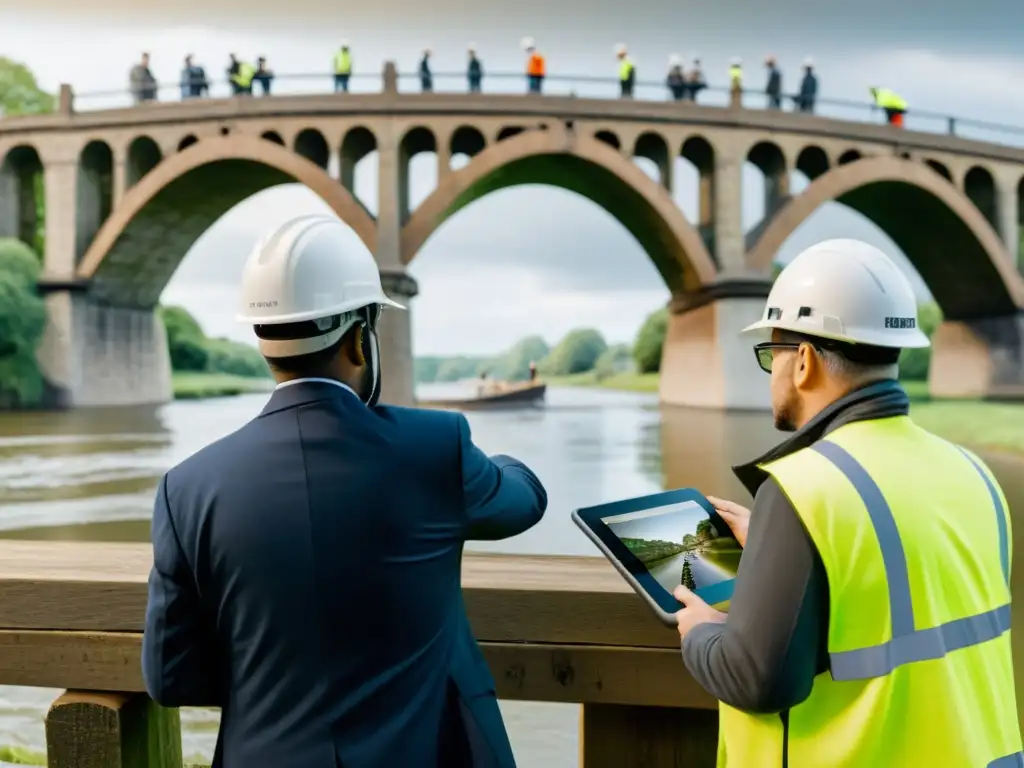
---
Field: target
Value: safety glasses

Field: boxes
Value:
[753,342,803,373]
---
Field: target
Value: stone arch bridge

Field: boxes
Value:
[2,65,1023,409]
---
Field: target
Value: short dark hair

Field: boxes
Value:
[259,320,354,376]
[776,329,901,366]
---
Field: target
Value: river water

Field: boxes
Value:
[1,385,1023,765]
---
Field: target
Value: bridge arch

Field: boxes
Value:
[76,134,376,308]
[747,156,1024,319]
[399,128,718,293]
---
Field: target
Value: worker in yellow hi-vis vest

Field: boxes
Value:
[614,43,635,98]
[334,41,353,93]
[671,238,1020,767]
[227,54,256,95]
[871,85,908,127]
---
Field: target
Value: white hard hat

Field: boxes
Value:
[521,37,535,50]
[803,56,814,67]
[669,54,682,66]
[742,239,929,349]
[238,215,404,357]
[731,56,742,66]
[468,42,477,51]
[614,43,627,55]
[340,39,350,48]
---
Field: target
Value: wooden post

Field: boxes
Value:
[45,691,182,768]
[580,703,718,768]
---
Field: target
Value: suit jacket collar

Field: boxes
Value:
[258,379,363,418]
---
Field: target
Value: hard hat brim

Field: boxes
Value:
[741,317,931,349]
[237,294,405,325]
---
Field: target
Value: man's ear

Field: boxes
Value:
[344,326,365,367]
[793,342,816,390]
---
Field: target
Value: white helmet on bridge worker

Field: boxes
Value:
[340,39,350,48]
[238,214,404,355]
[468,42,477,52]
[742,239,930,349]
[803,56,814,68]
[730,56,742,66]
[669,54,682,66]
[521,37,536,51]
[614,43,627,56]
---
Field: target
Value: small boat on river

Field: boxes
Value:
[418,379,547,411]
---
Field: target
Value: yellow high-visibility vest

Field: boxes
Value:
[334,50,352,75]
[729,65,742,88]
[873,87,907,111]
[618,58,634,82]
[231,62,256,88]
[717,415,1021,767]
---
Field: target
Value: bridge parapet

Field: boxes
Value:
[0,541,718,767]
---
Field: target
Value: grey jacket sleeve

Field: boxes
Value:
[681,478,828,713]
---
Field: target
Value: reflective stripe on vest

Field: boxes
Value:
[811,439,1011,681]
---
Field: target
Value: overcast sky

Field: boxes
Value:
[5,2,1024,355]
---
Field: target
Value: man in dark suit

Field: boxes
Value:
[142,214,547,767]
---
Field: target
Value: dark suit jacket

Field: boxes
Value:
[141,381,547,767]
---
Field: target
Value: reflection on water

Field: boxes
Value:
[0,387,1022,764]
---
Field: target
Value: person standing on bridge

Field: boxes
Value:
[467,44,484,92]
[728,57,743,105]
[180,55,208,99]
[129,52,157,104]
[686,56,707,102]
[419,48,434,93]
[614,44,636,99]
[141,214,546,768]
[795,57,817,113]
[522,37,546,94]
[764,55,782,109]
[666,55,687,101]
[253,57,275,96]
[333,41,353,93]
[671,238,1020,767]
[227,53,256,95]
[871,85,908,127]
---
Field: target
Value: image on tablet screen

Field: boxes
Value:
[601,501,741,596]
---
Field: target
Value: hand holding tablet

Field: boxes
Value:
[572,488,742,626]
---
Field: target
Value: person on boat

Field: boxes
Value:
[529,361,537,382]
[672,238,1019,767]
[141,214,547,768]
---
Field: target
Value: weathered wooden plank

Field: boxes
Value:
[0,543,678,649]
[0,631,714,709]
[580,703,718,768]
[45,690,182,768]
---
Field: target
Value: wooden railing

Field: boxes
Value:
[0,541,718,767]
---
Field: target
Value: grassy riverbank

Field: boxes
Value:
[546,374,1024,456]
[172,373,274,400]
[0,746,45,765]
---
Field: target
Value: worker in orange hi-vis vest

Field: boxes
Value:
[522,37,546,94]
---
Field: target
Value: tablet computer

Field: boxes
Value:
[572,488,740,626]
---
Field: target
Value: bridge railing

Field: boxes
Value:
[56,65,1024,151]
[0,540,717,768]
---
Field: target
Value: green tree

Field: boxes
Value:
[0,57,56,116]
[681,559,696,590]
[898,303,943,381]
[205,337,270,378]
[540,329,608,376]
[594,344,634,380]
[0,238,46,407]
[160,305,209,372]
[633,308,668,373]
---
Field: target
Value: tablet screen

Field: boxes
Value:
[600,499,740,606]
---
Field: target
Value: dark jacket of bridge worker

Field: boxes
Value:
[871,86,908,126]
[764,57,782,109]
[666,55,686,100]
[420,50,433,93]
[685,59,706,101]
[141,215,547,768]
[334,44,353,93]
[676,239,1020,767]
[468,46,483,92]
[797,60,817,113]
[180,56,208,99]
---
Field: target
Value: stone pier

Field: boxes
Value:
[659,285,773,410]
[36,291,172,408]
[929,314,1024,399]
